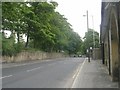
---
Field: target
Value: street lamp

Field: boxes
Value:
[91,15,96,60]
[83,11,90,62]
[89,47,92,62]
[90,47,92,50]
[83,10,89,32]
[83,10,91,62]
[86,49,90,62]
[92,15,95,48]
[84,13,95,48]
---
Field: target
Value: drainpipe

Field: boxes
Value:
[108,30,111,75]
[116,2,120,88]
[101,42,105,64]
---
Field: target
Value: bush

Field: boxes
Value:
[2,35,24,56]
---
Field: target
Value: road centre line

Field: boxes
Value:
[0,75,13,79]
[14,64,27,67]
[26,67,42,72]
[71,59,86,88]
[3,60,55,68]
[13,62,42,67]
[72,64,81,79]
[48,63,56,66]
[1,62,39,69]
[72,60,85,79]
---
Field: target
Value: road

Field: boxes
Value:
[2,57,85,88]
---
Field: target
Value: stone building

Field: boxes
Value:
[100,1,120,86]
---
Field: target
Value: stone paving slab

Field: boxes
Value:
[72,59,119,88]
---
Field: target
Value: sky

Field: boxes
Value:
[4,0,102,40]
[53,0,101,38]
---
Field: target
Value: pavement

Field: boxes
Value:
[72,58,119,88]
[1,57,119,88]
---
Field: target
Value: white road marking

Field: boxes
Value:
[71,59,86,88]
[13,62,41,67]
[63,62,66,64]
[72,64,81,79]
[72,74,76,79]
[3,60,54,68]
[14,64,27,67]
[48,63,56,66]
[26,67,42,72]
[0,75,13,79]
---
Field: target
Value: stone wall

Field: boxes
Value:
[92,48,101,60]
[2,51,66,63]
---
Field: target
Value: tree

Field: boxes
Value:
[2,1,83,56]
[82,29,100,54]
[2,2,26,43]
[28,2,56,51]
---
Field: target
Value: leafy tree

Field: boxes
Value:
[2,2,27,55]
[2,2,26,43]
[82,29,99,54]
[66,32,82,54]
[0,32,2,55]
[2,1,83,56]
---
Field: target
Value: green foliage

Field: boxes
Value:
[82,29,100,54]
[14,42,24,53]
[0,32,2,55]
[2,32,15,56]
[2,32,24,56]
[2,2,83,56]
[66,32,82,54]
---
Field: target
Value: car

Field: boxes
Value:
[78,55,82,57]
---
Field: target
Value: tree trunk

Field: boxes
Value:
[17,32,20,43]
[25,29,30,48]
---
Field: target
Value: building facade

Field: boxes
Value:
[100,1,120,86]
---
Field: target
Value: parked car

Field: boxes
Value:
[78,55,82,57]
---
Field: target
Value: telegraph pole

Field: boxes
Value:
[92,15,95,60]
[92,15,95,48]
[86,10,89,31]
[86,10,90,62]
[83,10,90,62]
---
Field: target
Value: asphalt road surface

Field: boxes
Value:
[2,57,85,88]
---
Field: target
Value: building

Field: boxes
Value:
[100,1,120,86]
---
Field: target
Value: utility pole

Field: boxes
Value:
[83,10,89,31]
[92,15,95,60]
[87,10,90,62]
[92,15,95,48]
[86,10,90,62]
[83,10,90,62]
[86,10,89,31]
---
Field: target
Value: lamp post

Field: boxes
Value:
[90,46,92,58]
[92,15,96,60]
[83,10,89,32]
[86,10,89,32]
[83,10,91,62]
[88,48,90,62]
[88,47,92,62]
[86,49,90,62]
[92,15,95,48]
[83,11,90,62]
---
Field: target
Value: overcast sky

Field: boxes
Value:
[53,0,101,38]
[4,0,102,40]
